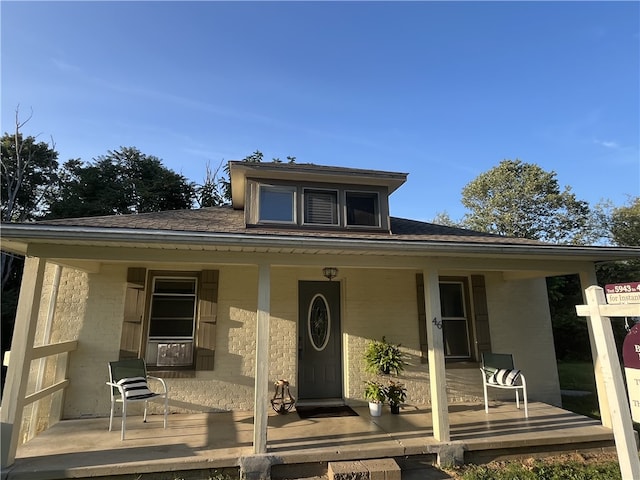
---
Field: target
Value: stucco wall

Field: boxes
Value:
[27,263,559,422]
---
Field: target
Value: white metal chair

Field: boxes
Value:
[107,358,168,440]
[480,352,528,418]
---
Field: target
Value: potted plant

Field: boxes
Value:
[385,380,407,414]
[364,380,385,416]
[364,336,405,376]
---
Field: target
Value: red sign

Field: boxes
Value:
[606,282,640,294]
[623,323,640,369]
[605,282,640,304]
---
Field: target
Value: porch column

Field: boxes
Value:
[1,256,47,467]
[422,268,450,441]
[578,268,612,429]
[253,263,271,454]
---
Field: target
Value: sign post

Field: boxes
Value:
[576,285,640,480]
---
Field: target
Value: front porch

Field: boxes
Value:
[4,401,617,480]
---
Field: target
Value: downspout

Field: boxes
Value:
[26,264,62,441]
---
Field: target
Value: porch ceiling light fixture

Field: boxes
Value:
[322,267,338,281]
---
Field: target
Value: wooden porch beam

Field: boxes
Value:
[423,267,450,441]
[253,263,271,454]
[1,256,47,467]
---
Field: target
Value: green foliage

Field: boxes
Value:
[384,380,407,405]
[46,147,195,218]
[461,159,597,244]
[364,380,386,403]
[364,337,405,375]
[1,132,59,222]
[196,160,228,207]
[610,197,640,247]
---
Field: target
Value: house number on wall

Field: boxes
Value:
[308,294,330,351]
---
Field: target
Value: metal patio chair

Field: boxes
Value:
[480,352,528,418]
[107,358,169,440]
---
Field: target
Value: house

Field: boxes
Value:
[1,161,638,468]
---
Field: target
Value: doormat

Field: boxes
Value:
[296,405,359,419]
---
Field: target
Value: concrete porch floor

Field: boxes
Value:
[4,402,618,480]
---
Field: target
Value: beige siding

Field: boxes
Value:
[25,264,559,423]
[485,273,561,406]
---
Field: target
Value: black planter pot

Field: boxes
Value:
[390,403,400,414]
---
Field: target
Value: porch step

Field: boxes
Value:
[328,459,400,480]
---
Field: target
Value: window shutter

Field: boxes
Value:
[415,273,428,363]
[472,274,492,358]
[119,268,147,360]
[196,270,219,370]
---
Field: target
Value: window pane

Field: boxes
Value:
[154,279,196,294]
[346,192,378,226]
[440,283,464,317]
[149,318,194,337]
[260,187,294,222]
[305,190,338,225]
[442,319,470,357]
[150,297,195,318]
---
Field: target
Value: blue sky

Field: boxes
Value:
[2,1,638,222]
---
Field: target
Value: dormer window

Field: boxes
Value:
[345,191,379,227]
[304,189,339,225]
[232,161,406,233]
[259,185,296,223]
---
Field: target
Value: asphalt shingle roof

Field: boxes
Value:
[37,206,545,246]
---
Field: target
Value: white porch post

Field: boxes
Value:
[253,263,271,454]
[1,256,47,467]
[27,264,62,441]
[578,268,612,429]
[422,268,450,441]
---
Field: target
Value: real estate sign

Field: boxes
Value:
[605,282,640,305]
[623,323,640,423]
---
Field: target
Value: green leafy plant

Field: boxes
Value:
[364,336,405,375]
[364,380,386,403]
[385,380,407,406]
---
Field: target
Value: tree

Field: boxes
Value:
[1,107,59,390]
[47,147,195,219]
[461,159,597,245]
[431,211,462,227]
[610,197,640,247]
[596,196,640,289]
[219,150,296,203]
[1,108,59,224]
[196,160,228,208]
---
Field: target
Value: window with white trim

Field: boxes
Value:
[259,185,296,223]
[145,277,197,367]
[304,189,339,225]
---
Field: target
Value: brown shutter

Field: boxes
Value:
[472,274,492,359]
[119,268,147,360]
[196,270,219,370]
[415,273,428,363]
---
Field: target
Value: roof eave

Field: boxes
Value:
[1,224,638,263]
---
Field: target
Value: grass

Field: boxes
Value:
[557,361,601,419]
[452,458,621,480]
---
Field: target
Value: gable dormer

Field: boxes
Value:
[228,161,407,232]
